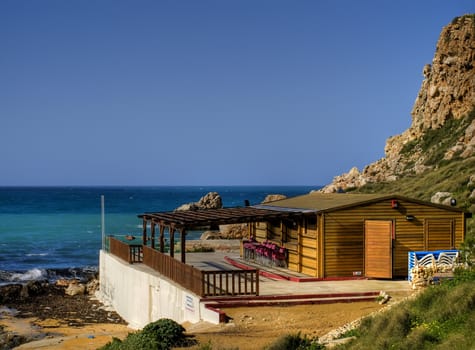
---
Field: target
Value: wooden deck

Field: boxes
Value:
[107,236,259,297]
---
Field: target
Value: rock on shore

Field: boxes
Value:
[0,279,125,349]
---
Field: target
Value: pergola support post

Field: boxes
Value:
[180,228,186,263]
[150,220,155,249]
[159,223,165,253]
[142,217,148,245]
[169,226,175,258]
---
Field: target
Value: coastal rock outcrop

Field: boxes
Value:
[200,223,249,240]
[320,15,475,193]
[431,191,454,205]
[190,193,289,240]
[0,281,53,303]
[65,281,86,296]
[214,194,288,239]
[262,194,287,203]
[175,192,223,211]
[0,278,101,303]
[0,284,23,303]
[218,223,249,239]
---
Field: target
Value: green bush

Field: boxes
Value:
[264,332,324,350]
[458,226,475,270]
[99,318,194,350]
[121,332,160,350]
[195,342,239,350]
[142,318,187,348]
[98,337,122,350]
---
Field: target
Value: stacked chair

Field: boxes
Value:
[243,240,287,268]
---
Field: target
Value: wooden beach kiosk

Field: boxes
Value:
[252,193,470,279]
[116,192,470,281]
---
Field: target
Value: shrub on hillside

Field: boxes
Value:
[264,332,324,350]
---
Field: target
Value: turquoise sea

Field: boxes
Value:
[0,186,316,283]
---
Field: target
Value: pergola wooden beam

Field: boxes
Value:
[139,207,305,229]
[138,206,312,264]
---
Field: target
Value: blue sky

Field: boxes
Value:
[1,1,474,186]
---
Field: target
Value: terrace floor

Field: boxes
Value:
[184,251,413,298]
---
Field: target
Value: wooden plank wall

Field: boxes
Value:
[300,234,317,276]
[254,222,268,241]
[286,226,298,270]
[426,218,454,250]
[252,220,320,277]
[251,200,463,279]
[393,201,462,276]
[323,200,465,278]
[285,221,318,276]
[254,221,283,242]
[323,210,365,277]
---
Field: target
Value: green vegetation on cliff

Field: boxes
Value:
[352,156,475,211]
[400,108,475,168]
[337,269,475,349]
[352,107,475,215]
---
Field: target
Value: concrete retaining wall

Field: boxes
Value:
[98,250,219,329]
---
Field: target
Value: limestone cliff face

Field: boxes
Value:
[321,15,475,193]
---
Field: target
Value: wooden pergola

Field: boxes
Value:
[138,206,309,263]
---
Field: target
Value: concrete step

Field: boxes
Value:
[201,292,380,323]
[205,295,377,308]
[203,291,379,308]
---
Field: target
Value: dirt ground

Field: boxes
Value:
[0,282,412,350]
[2,299,392,350]
[182,301,385,350]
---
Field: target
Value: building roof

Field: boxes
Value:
[138,193,468,230]
[259,192,466,213]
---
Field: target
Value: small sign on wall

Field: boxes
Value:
[185,295,194,313]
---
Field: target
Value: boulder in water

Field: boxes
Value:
[175,192,223,211]
[262,194,287,203]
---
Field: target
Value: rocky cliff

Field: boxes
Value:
[321,14,475,193]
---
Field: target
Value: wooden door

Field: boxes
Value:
[365,220,393,279]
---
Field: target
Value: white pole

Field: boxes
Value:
[101,195,105,250]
